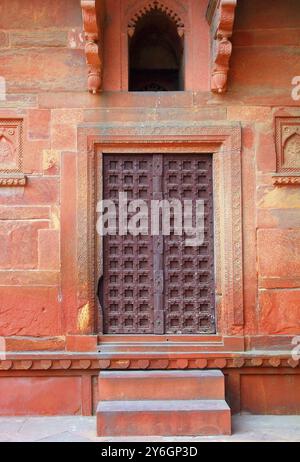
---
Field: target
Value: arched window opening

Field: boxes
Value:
[129,10,184,91]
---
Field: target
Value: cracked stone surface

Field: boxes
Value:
[0,415,299,442]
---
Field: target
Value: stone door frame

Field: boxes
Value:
[77,121,243,340]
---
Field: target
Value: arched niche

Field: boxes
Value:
[128,8,184,91]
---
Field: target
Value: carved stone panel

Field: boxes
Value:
[274,117,300,186]
[0,119,26,187]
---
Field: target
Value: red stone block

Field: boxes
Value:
[233,28,300,48]
[98,371,225,401]
[0,221,48,269]
[97,400,231,437]
[0,206,50,220]
[10,30,68,48]
[235,0,300,30]
[0,31,9,48]
[4,336,64,352]
[51,123,77,150]
[242,125,255,150]
[241,375,300,415]
[0,377,81,416]
[0,0,82,29]
[66,335,98,352]
[0,177,59,206]
[258,289,300,335]
[256,127,277,173]
[0,270,59,287]
[38,229,60,270]
[227,106,271,122]
[230,47,300,92]
[0,287,62,336]
[28,109,50,140]
[258,229,300,279]
[1,48,86,93]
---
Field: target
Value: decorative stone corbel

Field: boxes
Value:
[207,0,237,94]
[81,0,104,94]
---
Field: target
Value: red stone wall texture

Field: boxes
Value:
[0,0,299,342]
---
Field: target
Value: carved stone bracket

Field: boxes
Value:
[81,0,104,94]
[207,0,237,94]
[0,118,26,187]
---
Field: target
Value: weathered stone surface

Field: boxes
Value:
[0,221,48,269]
[0,178,59,205]
[227,106,271,122]
[0,270,59,286]
[0,377,81,416]
[0,287,62,336]
[0,31,9,48]
[1,48,86,92]
[38,229,60,270]
[258,290,300,335]
[0,206,50,220]
[258,229,300,279]
[28,109,51,140]
[0,0,82,29]
[10,30,68,48]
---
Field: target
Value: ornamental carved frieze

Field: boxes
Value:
[273,117,300,186]
[127,0,186,38]
[81,0,105,94]
[207,0,237,93]
[0,119,26,187]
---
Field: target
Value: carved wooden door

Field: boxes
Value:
[102,154,216,335]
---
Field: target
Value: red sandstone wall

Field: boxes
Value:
[0,0,299,340]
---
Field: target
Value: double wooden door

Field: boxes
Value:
[101,153,216,335]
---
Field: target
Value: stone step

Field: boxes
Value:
[98,370,225,401]
[97,399,231,437]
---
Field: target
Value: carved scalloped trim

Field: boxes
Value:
[81,0,102,94]
[0,174,26,187]
[128,0,185,37]
[0,356,298,371]
[209,0,237,94]
[273,175,300,186]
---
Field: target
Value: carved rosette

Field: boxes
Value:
[81,0,103,94]
[208,0,237,94]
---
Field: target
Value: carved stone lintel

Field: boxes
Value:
[81,0,103,94]
[207,0,237,94]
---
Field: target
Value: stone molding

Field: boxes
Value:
[0,356,298,371]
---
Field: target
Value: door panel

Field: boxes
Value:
[102,153,216,335]
[103,155,155,334]
[163,155,215,334]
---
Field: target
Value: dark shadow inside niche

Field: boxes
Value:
[129,10,184,91]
